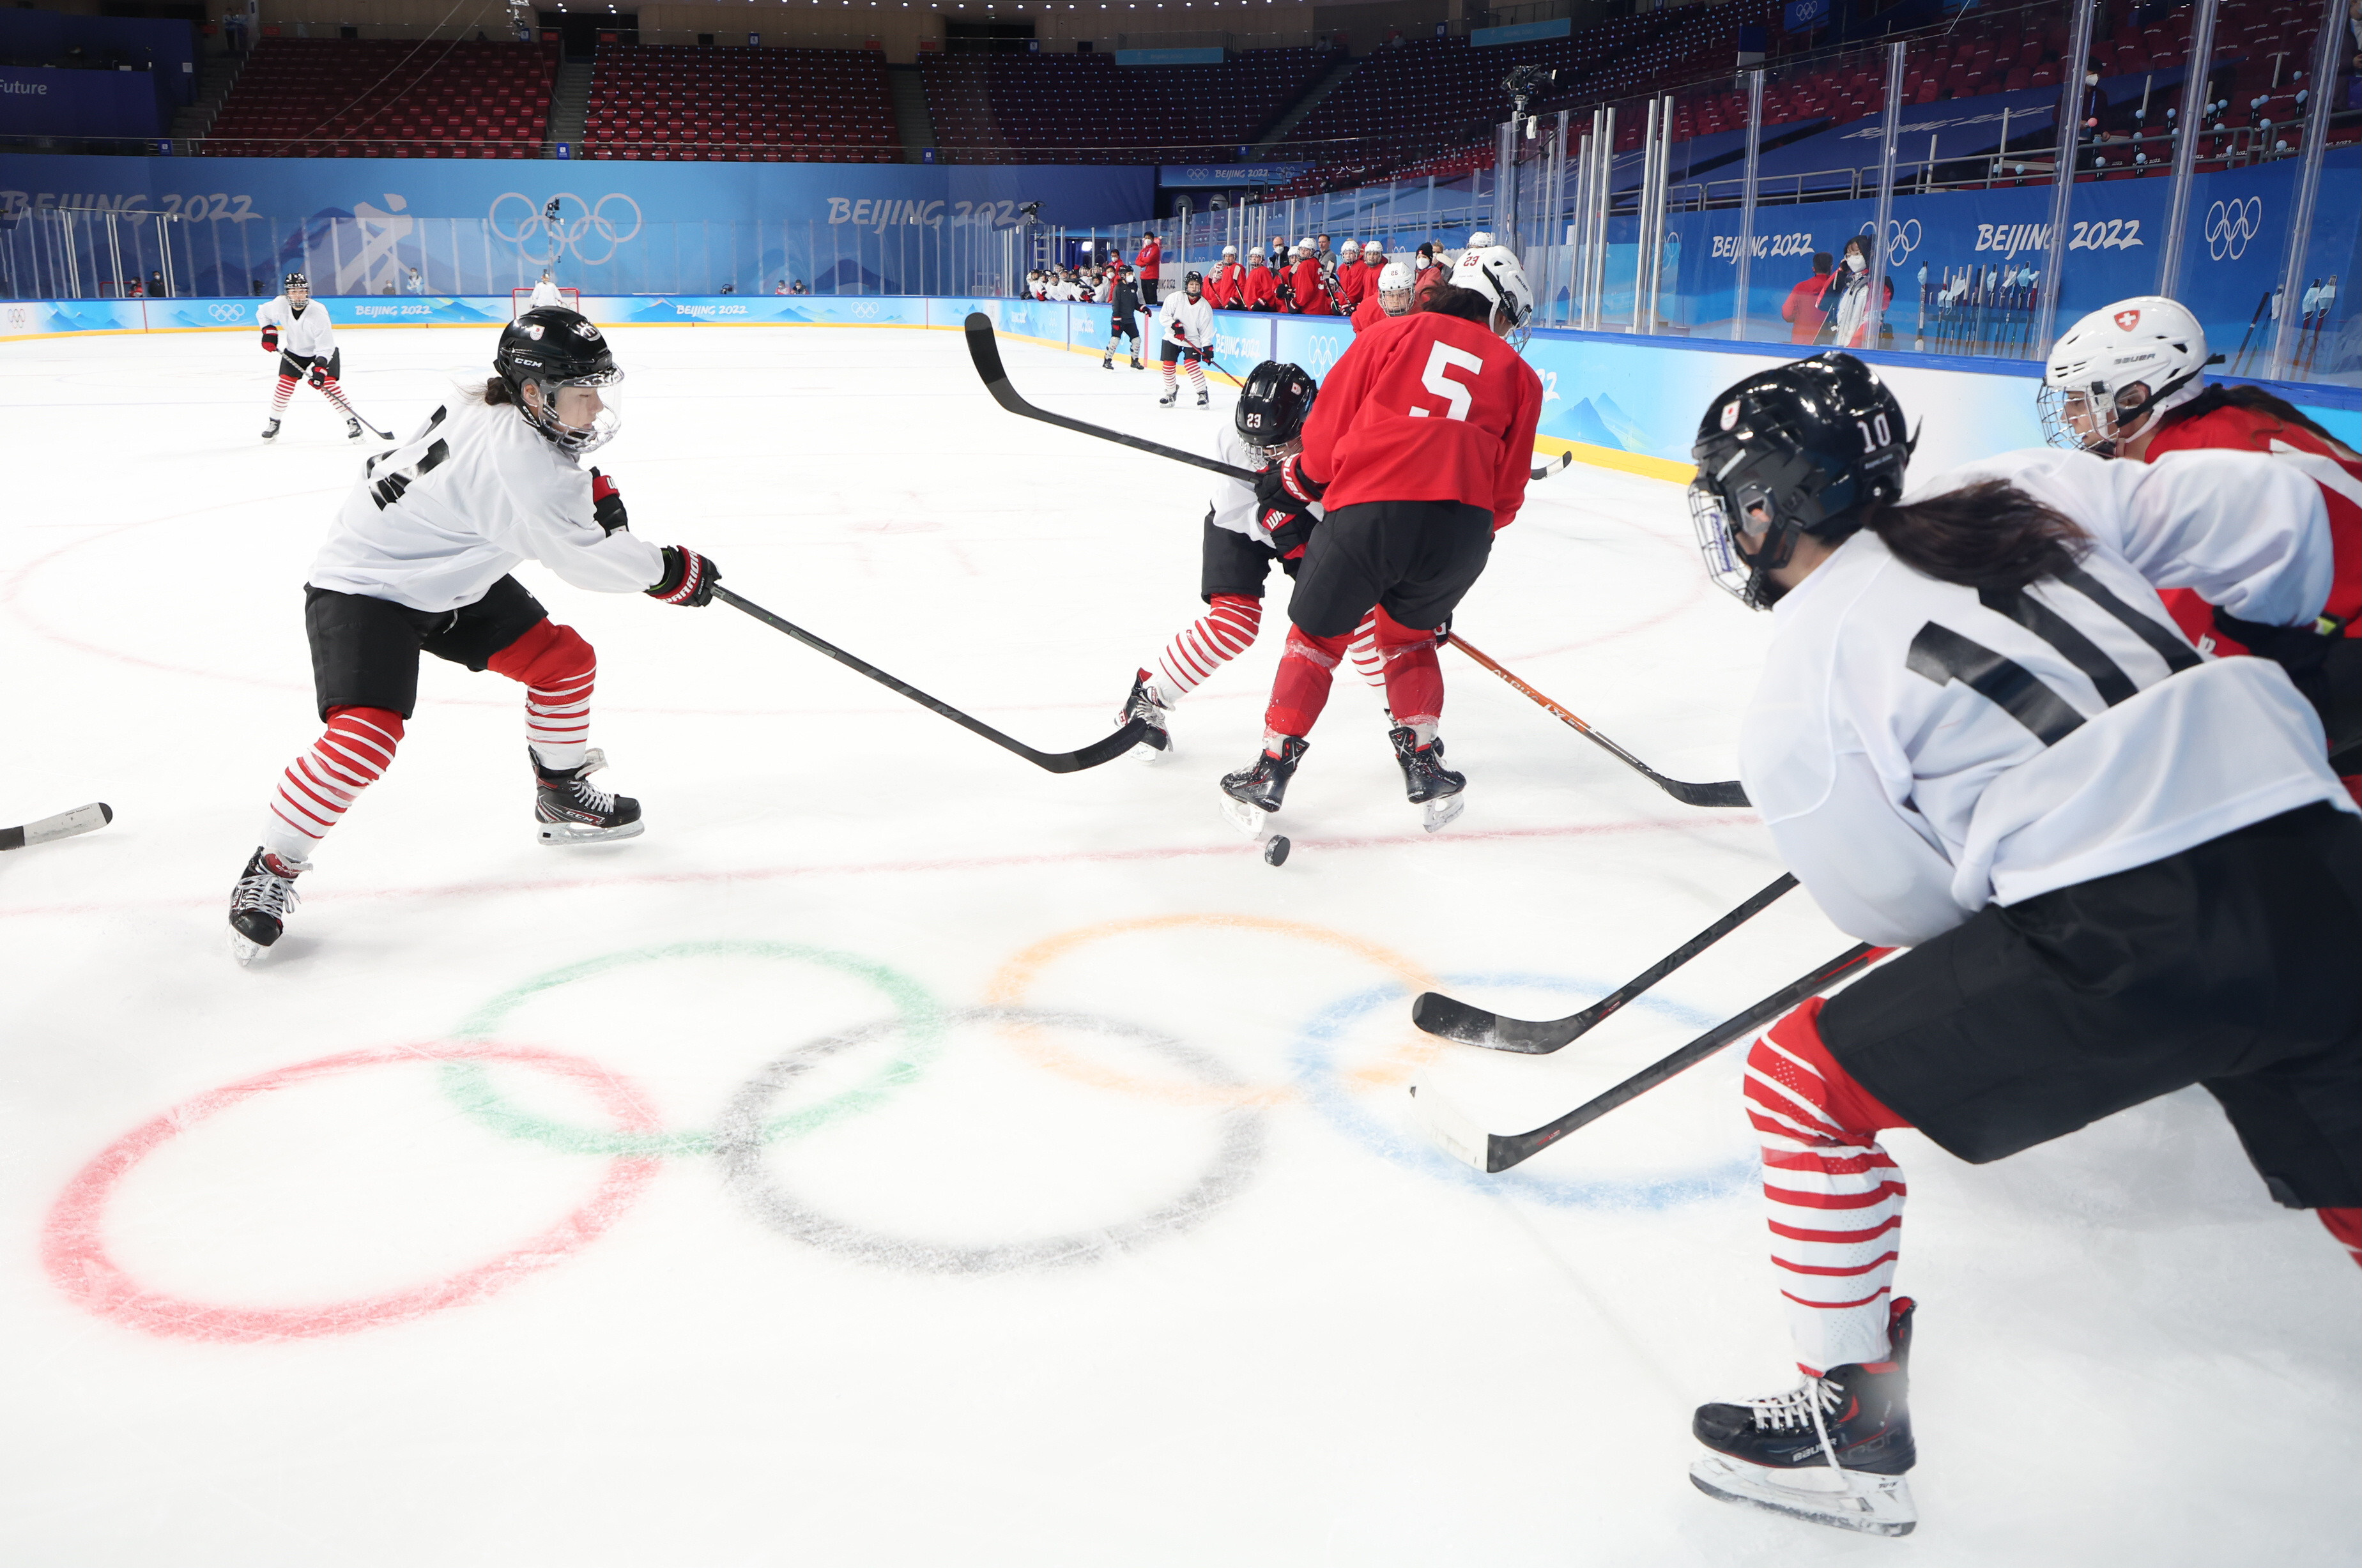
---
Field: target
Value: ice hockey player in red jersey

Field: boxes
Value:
[225,307,723,965]
[1682,352,2362,1537]
[1222,245,1541,832]
[1241,248,1280,312]
[1353,260,1414,334]
[1205,245,1245,308]
[1332,240,1369,312]
[1284,242,1336,316]
[256,272,366,443]
[2042,295,2362,781]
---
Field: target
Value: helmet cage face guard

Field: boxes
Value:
[2036,364,2205,456]
[517,364,624,455]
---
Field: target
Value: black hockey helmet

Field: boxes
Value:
[1234,360,1316,453]
[1185,269,1204,294]
[495,306,623,455]
[284,271,309,292]
[1688,352,1913,609]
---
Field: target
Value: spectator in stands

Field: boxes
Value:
[1207,245,1245,309]
[719,280,735,295]
[125,277,144,298]
[1781,252,1834,344]
[775,278,789,295]
[406,266,425,295]
[1819,236,1891,349]
[148,270,166,300]
[791,279,808,295]
[1242,247,1280,312]
[1136,233,1163,307]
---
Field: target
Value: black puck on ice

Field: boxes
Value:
[1263,835,1291,867]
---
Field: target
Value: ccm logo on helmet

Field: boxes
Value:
[2114,308,2142,331]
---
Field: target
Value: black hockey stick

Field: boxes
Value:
[1530,452,1574,482]
[1446,635,1749,809]
[965,313,1256,481]
[715,587,1148,773]
[1,802,111,851]
[1410,943,1890,1173]
[1411,872,1798,1050]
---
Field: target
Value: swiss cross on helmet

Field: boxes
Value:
[495,306,624,455]
[1234,360,1316,456]
[1688,353,1915,609]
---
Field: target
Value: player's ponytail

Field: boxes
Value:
[1863,480,2090,592]
[480,375,518,406]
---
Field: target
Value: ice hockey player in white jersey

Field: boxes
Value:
[528,270,567,309]
[1678,353,2362,1537]
[225,307,724,965]
[1115,360,1386,763]
[255,271,365,442]
[1155,270,1218,409]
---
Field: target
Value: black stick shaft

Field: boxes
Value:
[1485,943,1889,1171]
[965,312,1256,481]
[715,586,1144,773]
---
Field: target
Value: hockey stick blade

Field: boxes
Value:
[1416,943,1889,1173]
[0,802,112,852]
[1446,634,1749,809]
[1530,452,1573,481]
[964,314,1255,482]
[716,587,1147,773]
[1411,872,1799,1051]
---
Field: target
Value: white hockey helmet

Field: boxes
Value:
[2039,295,2215,457]
[1466,230,1496,250]
[1378,260,1415,314]
[1339,239,1361,259]
[1452,244,1536,344]
[1248,247,1265,261]
[1222,243,1239,257]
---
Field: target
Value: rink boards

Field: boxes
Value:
[6,290,2354,479]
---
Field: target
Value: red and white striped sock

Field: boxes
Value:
[1153,593,1261,702]
[1744,998,1910,1374]
[313,376,360,420]
[263,704,403,864]
[1162,360,1179,395]
[487,617,598,773]
[270,374,298,415]
[1185,357,1208,395]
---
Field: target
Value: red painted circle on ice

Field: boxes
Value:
[42,1044,662,1343]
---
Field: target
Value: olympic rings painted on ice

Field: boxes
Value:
[981,913,1440,1108]
[716,1007,1266,1275]
[443,940,945,1159]
[40,1044,662,1344]
[1288,973,1752,1210]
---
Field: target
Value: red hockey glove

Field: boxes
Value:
[590,468,628,535]
[646,545,720,607]
[261,325,280,353]
[307,362,331,390]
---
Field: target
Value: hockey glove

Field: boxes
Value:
[590,468,628,535]
[647,545,720,607]
[261,326,280,353]
[307,362,332,391]
[1255,452,1327,509]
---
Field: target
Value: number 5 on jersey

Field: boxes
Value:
[1411,342,1485,422]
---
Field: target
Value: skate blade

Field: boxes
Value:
[228,928,269,967]
[1218,794,1273,838]
[1420,793,1466,833]
[1687,1455,1916,1537]
[1129,728,1172,765]
[537,818,647,846]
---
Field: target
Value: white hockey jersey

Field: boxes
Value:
[1158,292,1215,352]
[1740,446,2352,948]
[1207,423,1324,540]
[528,278,567,308]
[308,392,666,614]
[257,295,336,359]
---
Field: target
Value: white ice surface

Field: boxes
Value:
[0,323,2353,1567]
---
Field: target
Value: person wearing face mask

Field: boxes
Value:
[1818,235,1892,349]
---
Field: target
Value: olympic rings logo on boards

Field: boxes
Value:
[42,925,1741,1343]
[2206,197,2263,261]
[487,192,644,267]
[1860,217,1922,267]
[207,302,249,323]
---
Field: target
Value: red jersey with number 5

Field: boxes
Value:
[1297,308,1543,530]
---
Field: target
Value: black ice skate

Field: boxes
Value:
[1103,352,1114,370]
[1219,735,1308,835]
[227,847,305,966]
[1195,389,1210,409]
[345,415,364,442]
[533,750,644,845]
[1130,354,1144,370]
[261,417,282,441]
[1389,725,1467,832]
[1159,386,1179,407]
[1119,669,1173,763]
[1689,1298,1918,1537]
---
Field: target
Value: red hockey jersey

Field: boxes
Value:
[1286,257,1335,315]
[1351,293,1391,334]
[1241,265,1280,312]
[2144,393,2362,654]
[1205,263,1245,308]
[1333,261,1369,311]
[1296,308,1542,529]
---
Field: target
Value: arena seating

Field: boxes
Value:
[920,47,1335,162]
[581,44,898,161]
[203,37,556,158]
